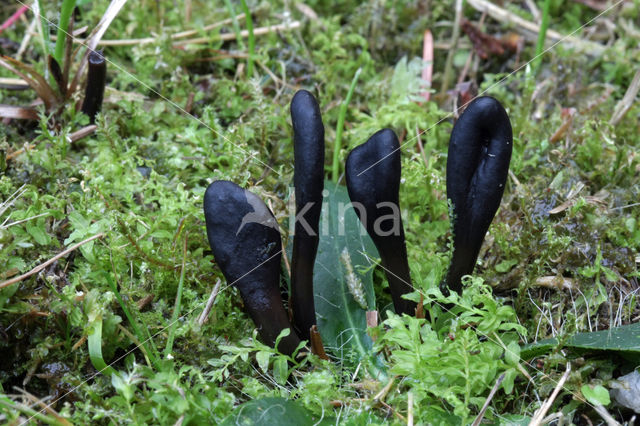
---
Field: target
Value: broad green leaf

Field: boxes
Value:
[220,397,334,426]
[505,340,521,366]
[26,222,50,245]
[255,351,271,373]
[311,181,378,361]
[522,322,640,361]
[272,357,288,386]
[0,283,19,311]
[495,259,517,273]
[581,384,611,406]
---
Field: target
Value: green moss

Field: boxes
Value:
[0,0,638,423]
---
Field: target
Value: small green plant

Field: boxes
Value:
[53,0,77,64]
[376,278,526,423]
[1,1,638,424]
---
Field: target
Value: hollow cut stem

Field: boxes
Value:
[81,50,106,123]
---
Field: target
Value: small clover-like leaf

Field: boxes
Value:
[256,351,271,374]
[581,384,611,406]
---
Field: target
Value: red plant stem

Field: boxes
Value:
[421,29,433,102]
[0,5,29,34]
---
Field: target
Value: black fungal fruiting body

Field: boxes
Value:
[203,180,301,356]
[81,50,106,123]
[345,129,417,316]
[444,96,513,294]
[203,92,513,355]
[289,90,325,340]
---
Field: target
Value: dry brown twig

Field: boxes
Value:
[610,68,640,125]
[197,279,222,326]
[13,387,72,426]
[173,21,301,47]
[0,77,30,89]
[529,363,572,426]
[525,0,541,21]
[0,232,105,289]
[593,404,622,426]
[71,20,301,47]
[535,276,576,291]
[466,0,606,54]
[471,373,505,426]
[0,104,38,120]
[56,13,245,46]
[407,392,414,426]
[6,124,97,161]
[16,15,36,60]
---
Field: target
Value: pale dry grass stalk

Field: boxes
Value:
[0,232,105,289]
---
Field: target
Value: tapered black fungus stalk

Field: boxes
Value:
[290,90,325,340]
[81,50,106,123]
[444,96,513,294]
[345,129,417,316]
[203,180,301,355]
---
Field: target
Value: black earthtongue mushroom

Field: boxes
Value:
[443,96,513,295]
[203,180,302,356]
[290,90,325,340]
[81,50,106,124]
[345,129,417,316]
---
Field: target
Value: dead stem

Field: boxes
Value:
[471,373,505,426]
[197,279,222,326]
[0,233,106,289]
[80,20,301,47]
[529,362,572,426]
[6,125,97,161]
[610,68,640,125]
[466,0,606,54]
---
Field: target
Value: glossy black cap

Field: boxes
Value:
[203,180,301,355]
[345,129,416,316]
[444,96,513,294]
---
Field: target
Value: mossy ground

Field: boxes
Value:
[1,0,639,424]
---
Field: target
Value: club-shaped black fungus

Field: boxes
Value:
[290,90,325,340]
[203,180,302,355]
[81,50,106,124]
[345,129,417,316]
[444,96,513,294]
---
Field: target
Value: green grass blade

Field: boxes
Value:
[332,67,361,183]
[87,316,118,378]
[54,0,76,64]
[102,271,160,367]
[164,235,188,358]
[34,0,51,56]
[240,0,254,78]
[533,0,551,72]
[0,397,71,426]
[224,0,246,51]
